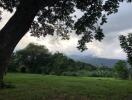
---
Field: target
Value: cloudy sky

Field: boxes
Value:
[1,2,132,60]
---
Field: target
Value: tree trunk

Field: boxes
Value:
[0,0,40,88]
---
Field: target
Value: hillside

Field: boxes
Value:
[69,55,122,67]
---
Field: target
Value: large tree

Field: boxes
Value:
[14,43,51,73]
[119,33,132,67]
[119,33,132,79]
[0,0,131,87]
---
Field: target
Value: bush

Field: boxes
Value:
[62,69,114,77]
[62,71,79,76]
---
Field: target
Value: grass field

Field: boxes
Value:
[0,73,132,100]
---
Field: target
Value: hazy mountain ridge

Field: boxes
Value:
[69,55,123,67]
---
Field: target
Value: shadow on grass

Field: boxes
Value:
[0,82,16,89]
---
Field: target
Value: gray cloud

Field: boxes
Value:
[103,2,132,34]
[1,2,132,60]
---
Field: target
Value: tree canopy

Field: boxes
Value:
[120,33,132,67]
[9,43,96,75]
[0,0,131,51]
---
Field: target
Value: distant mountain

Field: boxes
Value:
[69,55,123,67]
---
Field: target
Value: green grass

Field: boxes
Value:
[0,73,132,100]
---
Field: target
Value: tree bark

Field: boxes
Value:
[0,0,40,88]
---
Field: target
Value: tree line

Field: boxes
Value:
[8,43,96,75]
[9,43,132,79]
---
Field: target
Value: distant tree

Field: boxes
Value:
[50,53,69,75]
[8,53,18,72]
[114,60,128,79]
[15,43,52,74]
[0,0,131,87]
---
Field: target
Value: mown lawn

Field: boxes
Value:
[0,73,132,100]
